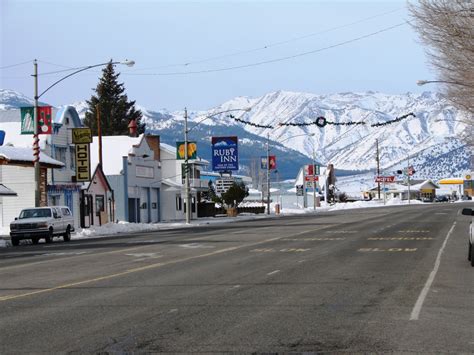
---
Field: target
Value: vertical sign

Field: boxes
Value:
[0,130,5,146]
[212,136,238,171]
[176,141,197,160]
[20,107,35,134]
[37,106,52,135]
[75,144,91,181]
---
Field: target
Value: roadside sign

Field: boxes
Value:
[305,175,319,182]
[296,185,304,196]
[211,136,238,171]
[72,127,92,144]
[375,176,395,183]
[305,164,320,176]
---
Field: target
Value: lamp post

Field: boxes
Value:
[183,107,251,224]
[32,59,135,207]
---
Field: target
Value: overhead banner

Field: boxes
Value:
[176,141,197,160]
[212,136,238,171]
[72,128,92,144]
[20,107,35,134]
[75,143,91,181]
[37,106,52,135]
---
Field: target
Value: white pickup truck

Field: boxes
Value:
[10,206,75,246]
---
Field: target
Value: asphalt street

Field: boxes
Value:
[0,203,473,353]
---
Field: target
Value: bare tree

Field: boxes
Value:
[409,0,474,115]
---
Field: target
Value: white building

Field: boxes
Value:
[0,106,84,227]
[90,134,162,223]
[159,143,209,221]
[0,146,64,229]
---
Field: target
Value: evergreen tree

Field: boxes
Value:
[221,182,249,208]
[84,61,145,135]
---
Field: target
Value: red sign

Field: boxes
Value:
[269,155,276,170]
[37,106,52,135]
[305,175,319,182]
[375,176,395,183]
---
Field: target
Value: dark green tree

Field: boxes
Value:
[84,61,145,135]
[221,182,249,208]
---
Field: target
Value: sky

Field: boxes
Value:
[0,0,434,111]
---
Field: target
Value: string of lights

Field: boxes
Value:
[370,112,416,127]
[231,115,274,129]
[231,112,416,129]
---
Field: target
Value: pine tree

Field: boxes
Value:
[84,61,145,136]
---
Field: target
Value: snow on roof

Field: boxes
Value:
[0,121,47,149]
[0,145,64,167]
[160,142,176,154]
[90,135,142,175]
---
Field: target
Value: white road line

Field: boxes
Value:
[410,222,456,321]
[298,260,306,263]
[169,308,178,313]
[267,270,281,276]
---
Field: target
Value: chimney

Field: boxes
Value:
[128,119,138,137]
[145,135,161,161]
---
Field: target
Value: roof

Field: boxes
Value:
[89,135,143,175]
[160,142,209,165]
[0,183,17,196]
[0,145,64,167]
[54,106,82,126]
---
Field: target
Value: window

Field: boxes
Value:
[61,207,71,216]
[69,146,75,170]
[176,195,182,211]
[96,195,105,213]
[55,146,67,166]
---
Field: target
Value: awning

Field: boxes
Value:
[438,178,464,185]
[0,183,17,196]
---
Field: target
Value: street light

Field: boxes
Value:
[32,59,135,207]
[183,107,251,224]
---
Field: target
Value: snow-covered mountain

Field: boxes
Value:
[1,88,471,180]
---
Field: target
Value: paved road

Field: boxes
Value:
[1,203,473,353]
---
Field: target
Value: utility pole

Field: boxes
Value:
[266,132,270,215]
[33,59,41,207]
[407,154,411,204]
[96,104,103,167]
[376,139,380,199]
[312,145,316,210]
[184,108,191,224]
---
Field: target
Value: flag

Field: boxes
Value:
[37,106,52,135]
[20,107,35,134]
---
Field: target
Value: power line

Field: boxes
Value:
[0,60,33,70]
[125,22,408,77]
[133,8,403,71]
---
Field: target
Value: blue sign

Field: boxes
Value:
[0,130,5,146]
[212,136,238,171]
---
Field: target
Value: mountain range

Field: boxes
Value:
[0,88,470,183]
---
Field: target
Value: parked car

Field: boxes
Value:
[434,195,449,202]
[10,206,75,246]
[462,208,474,267]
